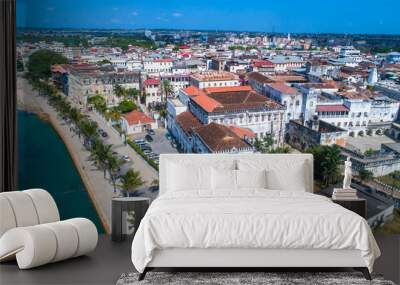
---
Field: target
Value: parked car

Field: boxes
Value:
[145,134,153,142]
[171,140,177,148]
[112,151,118,155]
[165,133,172,140]
[140,144,151,151]
[101,132,108,138]
[97,129,104,134]
[122,155,130,162]
[146,129,155,135]
[143,150,152,155]
[135,139,146,144]
[148,153,159,159]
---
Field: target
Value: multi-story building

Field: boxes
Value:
[286,119,348,150]
[190,71,240,89]
[375,81,400,101]
[143,58,174,75]
[225,60,248,73]
[263,82,303,122]
[68,64,140,108]
[386,52,400,64]
[143,78,161,107]
[269,55,304,72]
[249,59,275,75]
[187,85,286,143]
[192,123,254,154]
[295,82,339,121]
[160,74,190,94]
[329,46,363,67]
[316,89,399,137]
[306,59,341,81]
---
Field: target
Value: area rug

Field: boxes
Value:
[116,271,395,285]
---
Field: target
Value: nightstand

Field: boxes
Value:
[111,197,150,242]
[332,198,367,219]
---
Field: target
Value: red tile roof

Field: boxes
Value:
[144,78,160,86]
[194,123,251,152]
[204,86,252,93]
[268,82,299,95]
[192,88,284,113]
[182,86,207,97]
[176,111,202,136]
[251,59,275,68]
[191,95,223,112]
[191,71,239,82]
[247,72,275,84]
[228,125,256,139]
[153,58,174,62]
[316,105,350,112]
[123,110,154,125]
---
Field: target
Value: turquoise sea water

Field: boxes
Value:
[18,111,104,233]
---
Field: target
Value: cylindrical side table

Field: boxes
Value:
[111,197,150,242]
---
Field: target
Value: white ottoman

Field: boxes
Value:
[0,189,98,269]
[0,218,98,269]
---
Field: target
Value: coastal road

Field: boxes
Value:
[86,110,159,185]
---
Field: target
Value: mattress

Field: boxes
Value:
[131,190,380,273]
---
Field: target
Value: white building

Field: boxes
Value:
[190,71,240,89]
[186,85,286,143]
[269,55,304,72]
[329,46,363,67]
[143,78,161,107]
[143,58,174,75]
[264,82,303,122]
[120,110,158,135]
[160,74,190,95]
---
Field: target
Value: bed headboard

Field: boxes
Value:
[159,154,314,195]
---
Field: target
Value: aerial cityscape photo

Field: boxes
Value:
[16,0,400,239]
[1,0,398,284]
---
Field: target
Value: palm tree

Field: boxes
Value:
[160,79,174,102]
[79,119,98,148]
[106,155,125,193]
[126,88,140,101]
[118,169,145,197]
[359,168,373,182]
[109,108,122,123]
[114,84,126,99]
[89,140,113,178]
[320,145,341,186]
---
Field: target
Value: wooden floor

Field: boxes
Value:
[0,234,399,285]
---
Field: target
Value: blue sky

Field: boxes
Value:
[17,0,400,34]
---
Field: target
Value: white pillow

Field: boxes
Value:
[167,162,211,192]
[236,169,267,189]
[212,168,237,191]
[266,161,307,191]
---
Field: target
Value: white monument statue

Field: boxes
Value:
[343,157,352,189]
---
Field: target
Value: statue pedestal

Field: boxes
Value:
[332,188,358,200]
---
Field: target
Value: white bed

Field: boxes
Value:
[131,154,380,280]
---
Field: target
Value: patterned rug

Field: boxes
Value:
[117,271,395,285]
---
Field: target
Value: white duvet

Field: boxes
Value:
[131,190,380,273]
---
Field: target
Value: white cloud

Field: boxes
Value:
[155,16,169,22]
[172,12,182,17]
[131,11,139,16]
